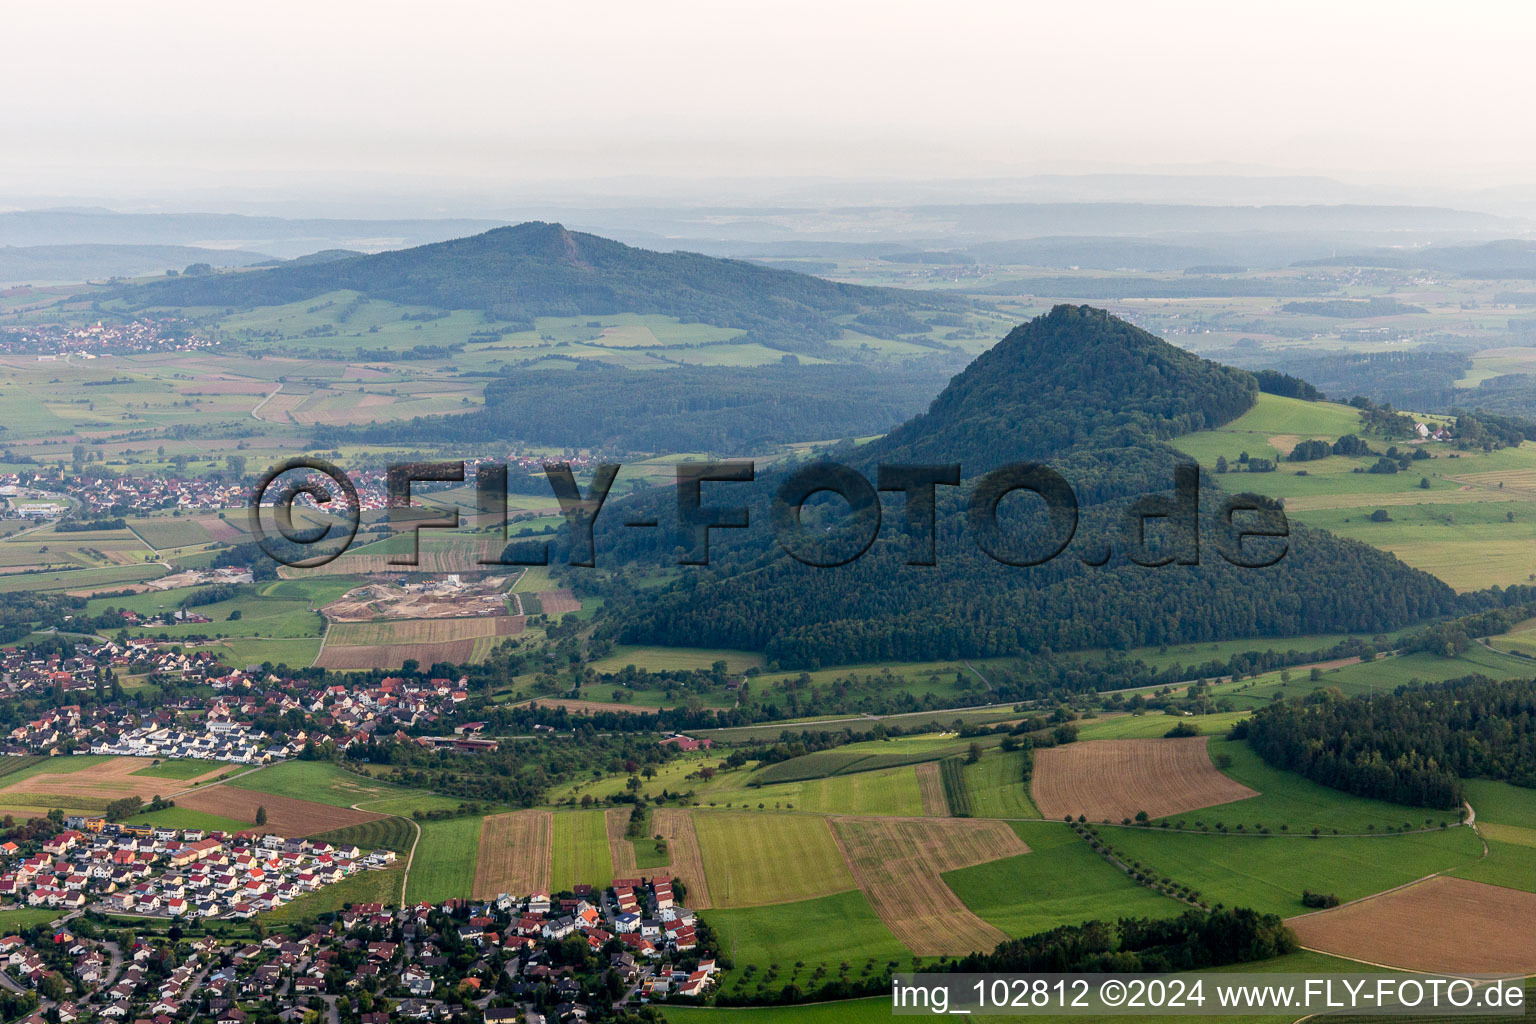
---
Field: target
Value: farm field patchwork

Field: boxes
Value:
[1031,737,1257,822]
[311,816,418,854]
[0,755,226,803]
[693,812,855,907]
[176,786,385,836]
[1287,876,1536,974]
[829,816,1027,955]
[226,760,410,807]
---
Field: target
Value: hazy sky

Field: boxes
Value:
[4,0,1534,199]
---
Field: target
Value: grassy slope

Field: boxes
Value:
[403,816,481,904]
[944,822,1184,937]
[551,810,615,891]
[704,890,908,997]
[1104,825,1482,918]
[963,749,1040,818]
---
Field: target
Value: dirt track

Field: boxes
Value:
[830,816,1026,956]
[4,757,227,803]
[176,787,384,836]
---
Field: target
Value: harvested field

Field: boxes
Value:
[916,762,949,816]
[2,756,226,802]
[326,616,523,646]
[830,817,1027,956]
[653,809,712,909]
[606,808,639,877]
[538,589,582,614]
[473,810,553,898]
[528,697,662,715]
[1031,737,1257,822]
[1287,876,1536,974]
[314,641,474,670]
[285,541,504,576]
[176,786,383,836]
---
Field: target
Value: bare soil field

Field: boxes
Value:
[527,697,662,715]
[314,639,477,670]
[1286,876,1536,974]
[916,762,949,816]
[652,808,712,909]
[285,542,505,576]
[1031,737,1257,821]
[190,515,249,543]
[537,589,582,614]
[67,583,157,597]
[830,816,1027,955]
[177,786,384,836]
[326,616,523,646]
[3,757,226,802]
[474,810,554,898]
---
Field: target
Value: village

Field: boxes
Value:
[0,319,213,359]
[0,849,716,1024]
[1,634,479,762]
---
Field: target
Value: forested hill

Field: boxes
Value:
[867,304,1257,475]
[112,221,966,356]
[608,306,1463,668]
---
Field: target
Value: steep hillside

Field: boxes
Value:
[612,306,1462,667]
[114,222,966,355]
[868,304,1256,476]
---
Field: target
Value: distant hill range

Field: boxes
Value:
[0,208,506,259]
[1298,239,1536,278]
[0,243,272,286]
[112,221,968,355]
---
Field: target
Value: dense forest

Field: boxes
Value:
[606,307,1460,667]
[324,358,964,452]
[114,222,968,357]
[1242,676,1536,809]
[866,305,1258,475]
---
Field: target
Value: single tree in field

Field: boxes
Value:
[255,805,268,826]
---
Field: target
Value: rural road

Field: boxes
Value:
[251,383,283,421]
